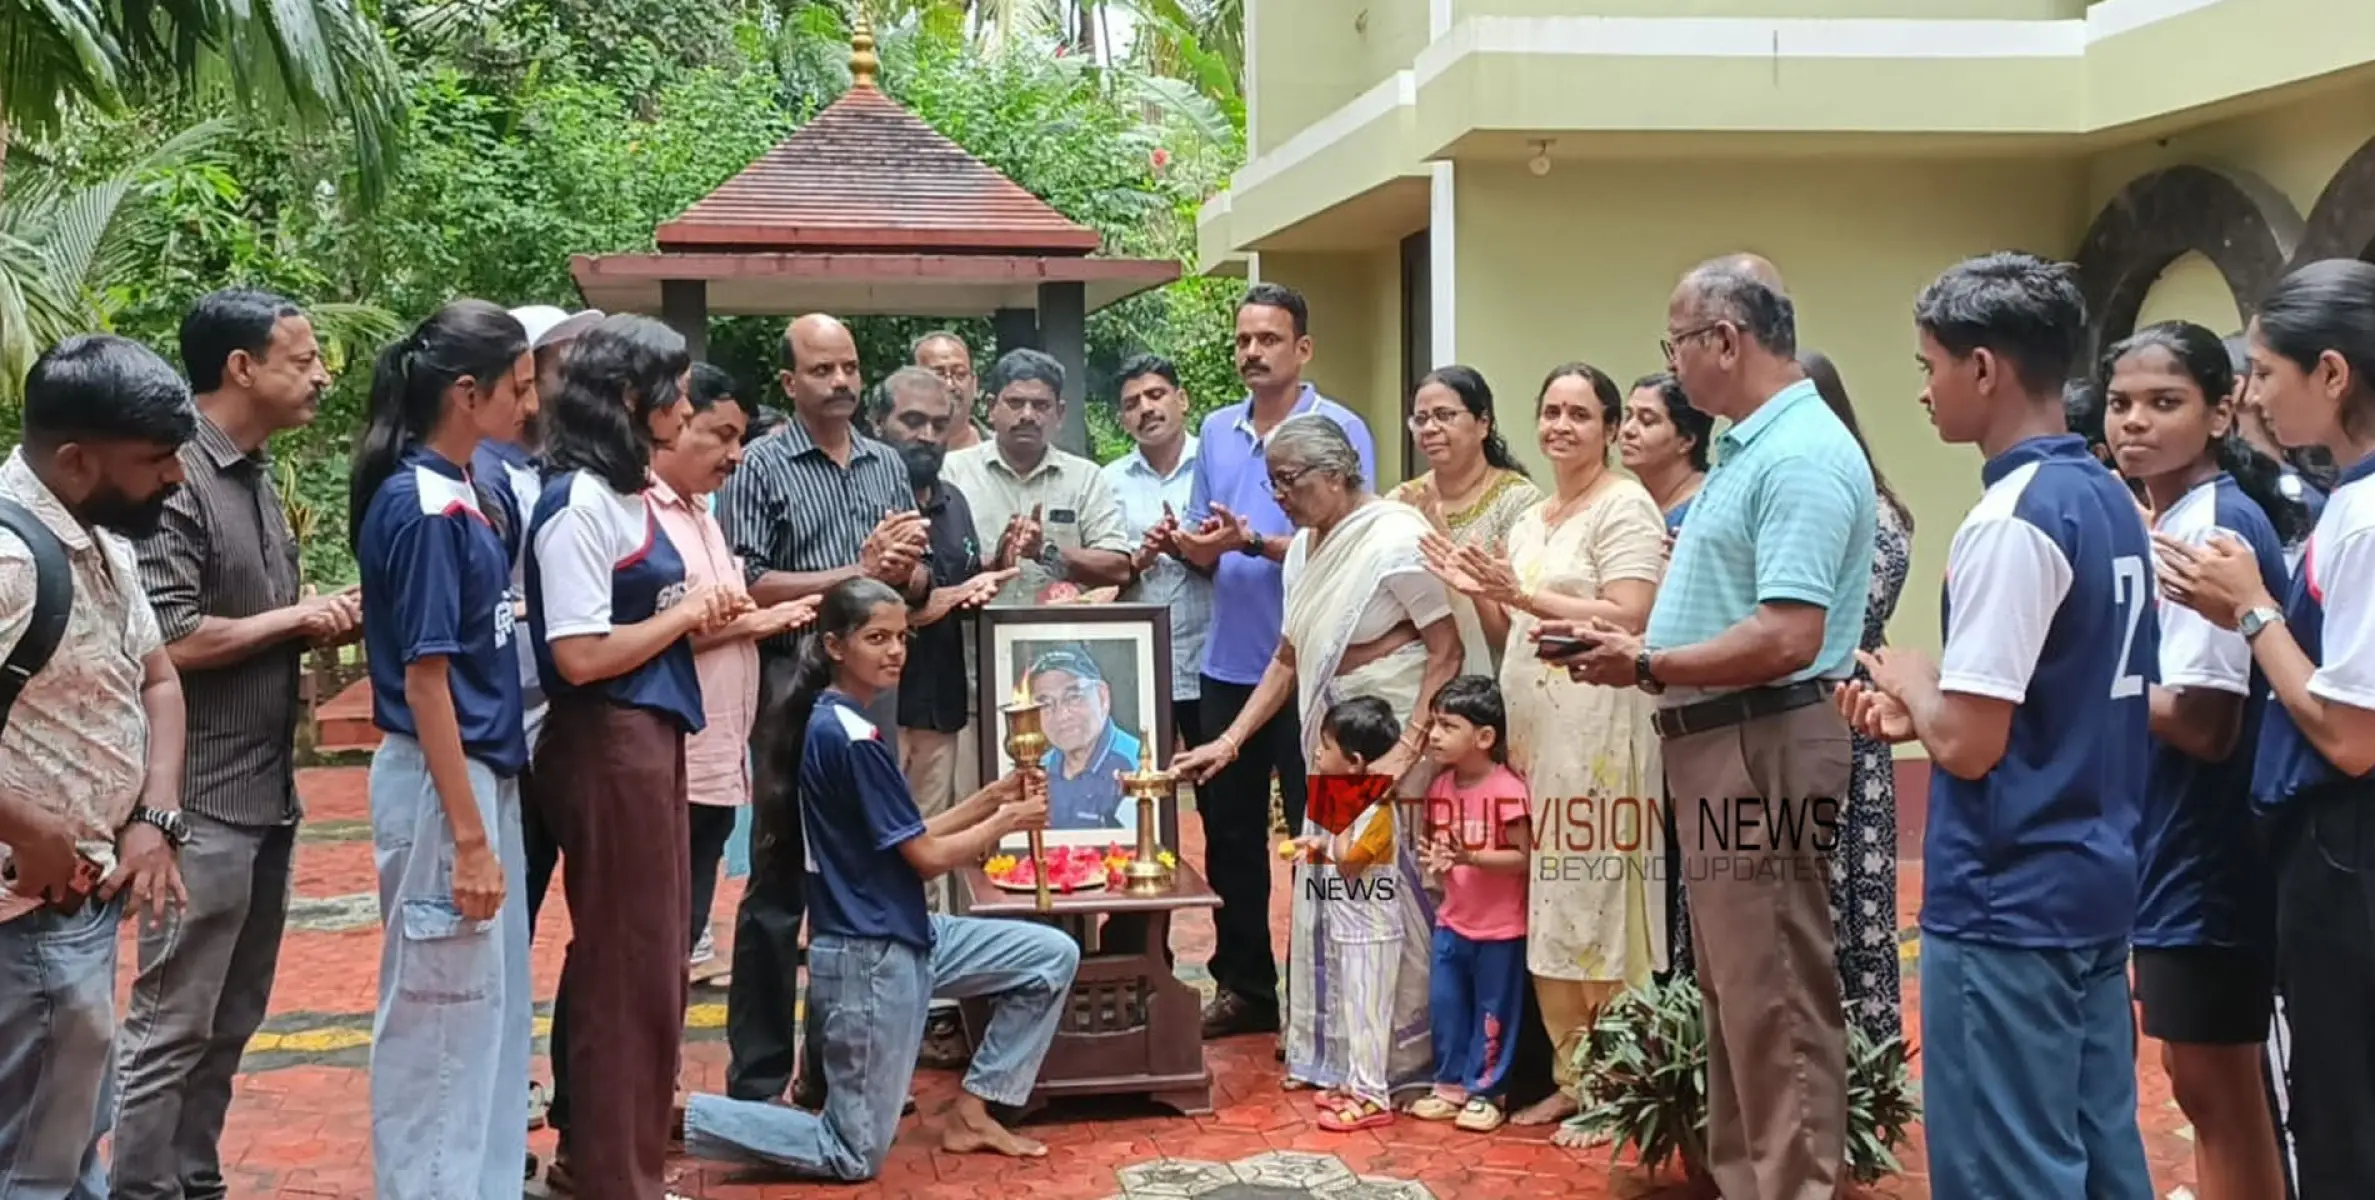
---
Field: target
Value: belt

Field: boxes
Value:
[1652,679,1834,740]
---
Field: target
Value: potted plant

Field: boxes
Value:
[1563,975,1919,1191]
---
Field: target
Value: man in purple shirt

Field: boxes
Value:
[1170,284,1377,1040]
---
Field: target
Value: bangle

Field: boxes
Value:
[1217,731,1242,756]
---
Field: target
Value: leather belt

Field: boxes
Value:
[1652,679,1835,740]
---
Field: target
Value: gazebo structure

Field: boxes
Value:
[570,20,1181,453]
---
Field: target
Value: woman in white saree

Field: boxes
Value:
[1174,416,1466,1128]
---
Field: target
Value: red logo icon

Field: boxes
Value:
[1307,773,1397,835]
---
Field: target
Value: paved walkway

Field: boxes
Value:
[142,767,2202,1198]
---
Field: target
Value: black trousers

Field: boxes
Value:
[521,760,578,1139]
[688,803,738,944]
[725,655,900,1101]
[2269,787,2375,1198]
[1194,674,1306,1013]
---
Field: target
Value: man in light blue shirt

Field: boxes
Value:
[1556,260,1873,1200]
[1168,284,1376,1040]
[1104,354,1211,749]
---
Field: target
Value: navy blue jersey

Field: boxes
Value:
[357,447,526,775]
[525,469,705,733]
[2135,475,2288,950]
[801,691,932,948]
[1924,435,2159,948]
[2255,453,2375,808]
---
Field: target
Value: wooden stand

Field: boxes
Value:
[954,865,1220,1115]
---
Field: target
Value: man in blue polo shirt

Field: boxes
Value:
[1842,252,2157,1200]
[1168,283,1376,1040]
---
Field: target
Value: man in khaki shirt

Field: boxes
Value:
[939,349,1132,605]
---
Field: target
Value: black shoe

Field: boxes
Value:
[919,1012,972,1070]
[1200,990,1280,1039]
[525,1151,539,1182]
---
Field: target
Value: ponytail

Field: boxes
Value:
[2216,432,2314,546]
[345,300,530,551]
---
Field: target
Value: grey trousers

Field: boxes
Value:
[111,813,296,1200]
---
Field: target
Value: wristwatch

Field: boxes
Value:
[1635,650,1665,695]
[1037,539,1064,574]
[1237,525,1265,557]
[2239,606,2286,642]
[129,806,190,850]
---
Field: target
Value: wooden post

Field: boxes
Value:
[661,280,709,360]
[1038,282,1088,457]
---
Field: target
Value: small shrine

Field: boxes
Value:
[570,19,1180,453]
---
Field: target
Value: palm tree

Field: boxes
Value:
[0,0,404,203]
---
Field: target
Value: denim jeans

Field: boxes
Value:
[1921,933,2152,1200]
[0,895,123,1199]
[367,734,532,1200]
[685,914,1080,1180]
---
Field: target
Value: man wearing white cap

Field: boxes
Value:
[474,302,597,1156]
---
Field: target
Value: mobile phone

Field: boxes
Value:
[1535,634,1598,660]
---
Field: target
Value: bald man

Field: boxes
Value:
[1721,252,1788,295]
[715,313,932,1108]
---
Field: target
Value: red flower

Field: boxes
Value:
[1151,147,1172,170]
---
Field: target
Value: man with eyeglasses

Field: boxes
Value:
[1026,647,1142,832]
[940,349,1133,605]
[913,330,988,451]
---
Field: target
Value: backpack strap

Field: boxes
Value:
[0,497,74,734]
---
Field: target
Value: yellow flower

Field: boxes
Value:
[985,854,1018,875]
[1157,850,1177,867]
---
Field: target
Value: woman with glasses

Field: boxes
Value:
[1173,415,1466,1129]
[1387,366,1540,675]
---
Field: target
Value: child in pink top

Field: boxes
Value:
[1411,675,1531,1134]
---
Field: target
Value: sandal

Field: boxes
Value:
[1317,1097,1395,1133]
[1406,1094,1462,1122]
[1454,1097,1506,1133]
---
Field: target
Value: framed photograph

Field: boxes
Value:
[975,603,1174,850]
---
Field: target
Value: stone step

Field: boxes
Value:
[314,677,379,755]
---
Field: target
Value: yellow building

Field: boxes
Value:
[1198,0,2375,651]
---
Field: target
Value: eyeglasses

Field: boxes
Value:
[1267,464,1319,495]
[1032,682,1100,710]
[1661,323,1725,364]
[1407,408,1468,431]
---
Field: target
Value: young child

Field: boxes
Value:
[1284,696,1431,1132]
[1410,675,1531,1134]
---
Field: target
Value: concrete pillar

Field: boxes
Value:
[992,307,1039,356]
[660,280,708,360]
[1037,282,1088,457]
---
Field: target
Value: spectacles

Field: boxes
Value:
[1407,408,1468,431]
[1032,682,1099,710]
[1661,323,1725,364]
[1267,464,1319,495]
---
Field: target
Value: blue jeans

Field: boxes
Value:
[0,896,122,1199]
[367,734,532,1200]
[1921,933,2152,1200]
[1427,927,1526,1101]
[685,914,1080,1180]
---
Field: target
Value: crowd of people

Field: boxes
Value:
[0,245,2369,1200]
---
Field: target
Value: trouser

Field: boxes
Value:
[728,656,900,1101]
[0,895,122,1199]
[1665,700,1849,1200]
[1428,929,1527,1101]
[1195,674,1306,1012]
[537,698,690,1200]
[898,725,971,919]
[112,813,296,1200]
[1920,934,2152,1200]
[522,761,559,935]
[1534,975,1622,1092]
[689,804,739,946]
[684,916,1080,1181]
[365,735,532,1200]
[2268,787,2375,1197]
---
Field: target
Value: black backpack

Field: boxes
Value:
[0,497,73,733]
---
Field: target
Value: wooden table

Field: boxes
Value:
[954,863,1222,1115]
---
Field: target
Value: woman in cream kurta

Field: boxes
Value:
[1423,363,1667,1133]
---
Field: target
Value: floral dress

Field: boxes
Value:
[1837,499,1911,1045]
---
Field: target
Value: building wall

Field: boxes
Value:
[1254,248,1410,472]
[1248,0,1429,159]
[1447,158,2088,655]
[1454,0,2088,17]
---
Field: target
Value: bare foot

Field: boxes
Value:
[1510,1092,1578,1127]
[940,1100,1047,1158]
[1549,1122,1598,1150]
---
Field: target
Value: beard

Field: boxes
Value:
[79,483,177,538]
[898,440,946,490]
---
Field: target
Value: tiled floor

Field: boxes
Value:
[151,767,2206,1198]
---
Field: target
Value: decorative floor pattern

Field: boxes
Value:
[146,767,2207,1198]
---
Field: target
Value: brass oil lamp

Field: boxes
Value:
[999,680,1054,911]
[1116,731,1175,896]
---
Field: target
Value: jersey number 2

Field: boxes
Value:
[2110,554,2147,699]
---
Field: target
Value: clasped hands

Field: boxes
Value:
[982,769,1053,837]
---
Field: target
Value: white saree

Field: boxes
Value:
[1278,500,1441,1106]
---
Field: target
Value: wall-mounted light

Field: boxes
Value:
[1528,139,1554,177]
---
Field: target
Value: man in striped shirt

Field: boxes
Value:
[117,291,363,1200]
[715,313,929,1108]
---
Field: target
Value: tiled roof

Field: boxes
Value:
[656,85,1105,256]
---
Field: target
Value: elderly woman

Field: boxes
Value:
[1175,415,1465,1124]
[1388,365,1541,674]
